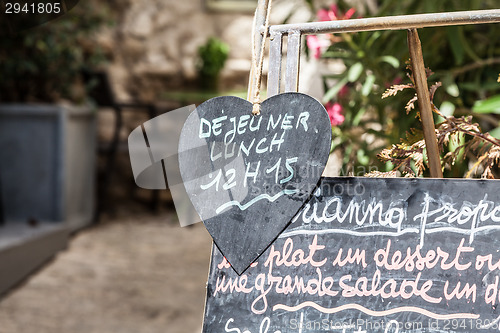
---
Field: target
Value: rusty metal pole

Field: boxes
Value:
[407,28,443,178]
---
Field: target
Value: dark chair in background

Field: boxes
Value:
[82,70,161,217]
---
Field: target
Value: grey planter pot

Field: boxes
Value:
[0,103,96,295]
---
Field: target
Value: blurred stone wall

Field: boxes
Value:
[92,0,317,213]
[95,0,314,102]
[91,0,369,212]
[96,1,252,101]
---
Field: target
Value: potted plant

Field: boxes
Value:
[197,37,230,91]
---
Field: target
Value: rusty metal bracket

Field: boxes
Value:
[407,29,443,178]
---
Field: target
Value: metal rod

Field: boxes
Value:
[407,28,443,178]
[247,0,269,101]
[267,9,500,35]
[285,31,301,92]
[267,31,283,97]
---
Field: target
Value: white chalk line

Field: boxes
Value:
[216,189,298,214]
[279,224,500,238]
[272,301,479,320]
[279,228,418,238]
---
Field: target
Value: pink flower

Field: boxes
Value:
[317,5,338,21]
[317,4,355,21]
[343,7,356,20]
[306,35,329,59]
[325,102,345,126]
[309,5,356,59]
[317,8,331,21]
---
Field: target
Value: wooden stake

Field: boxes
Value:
[407,28,443,178]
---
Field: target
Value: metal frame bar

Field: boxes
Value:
[267,31,283,97]
[260,9,500,100]
[284,31,301,93]
[267,9,500,35]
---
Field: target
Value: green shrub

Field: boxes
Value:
[0,2,112,103]
[197,37,229,91]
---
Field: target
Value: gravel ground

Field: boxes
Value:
[0,213,212,333]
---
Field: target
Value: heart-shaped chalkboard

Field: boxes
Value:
[178,92,331,274]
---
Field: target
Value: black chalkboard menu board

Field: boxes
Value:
[203,177,500,332]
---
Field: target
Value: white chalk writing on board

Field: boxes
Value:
[178,93,332,274]
[203,177,500,332]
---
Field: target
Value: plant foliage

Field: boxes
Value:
[371,63,500,178]
[299,0,500,178]
[0,2,112,103]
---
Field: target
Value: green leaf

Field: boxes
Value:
[361,74,376,97]
[445,83,460,97]
[352,107,367,126]
[473,95,500,114]
[357,149,370,166]
[385,161,395,172]
[442,73,459,97]
[321,51,352,58]
[330,135,343,152]
[460,82,481,92]
[365,31,381,50]
[378,55,399,68]
[347,62,363,82]
[440,101,455,117]
[323,77,348,103]
[489,127,500,139]
[446,26,464,65]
